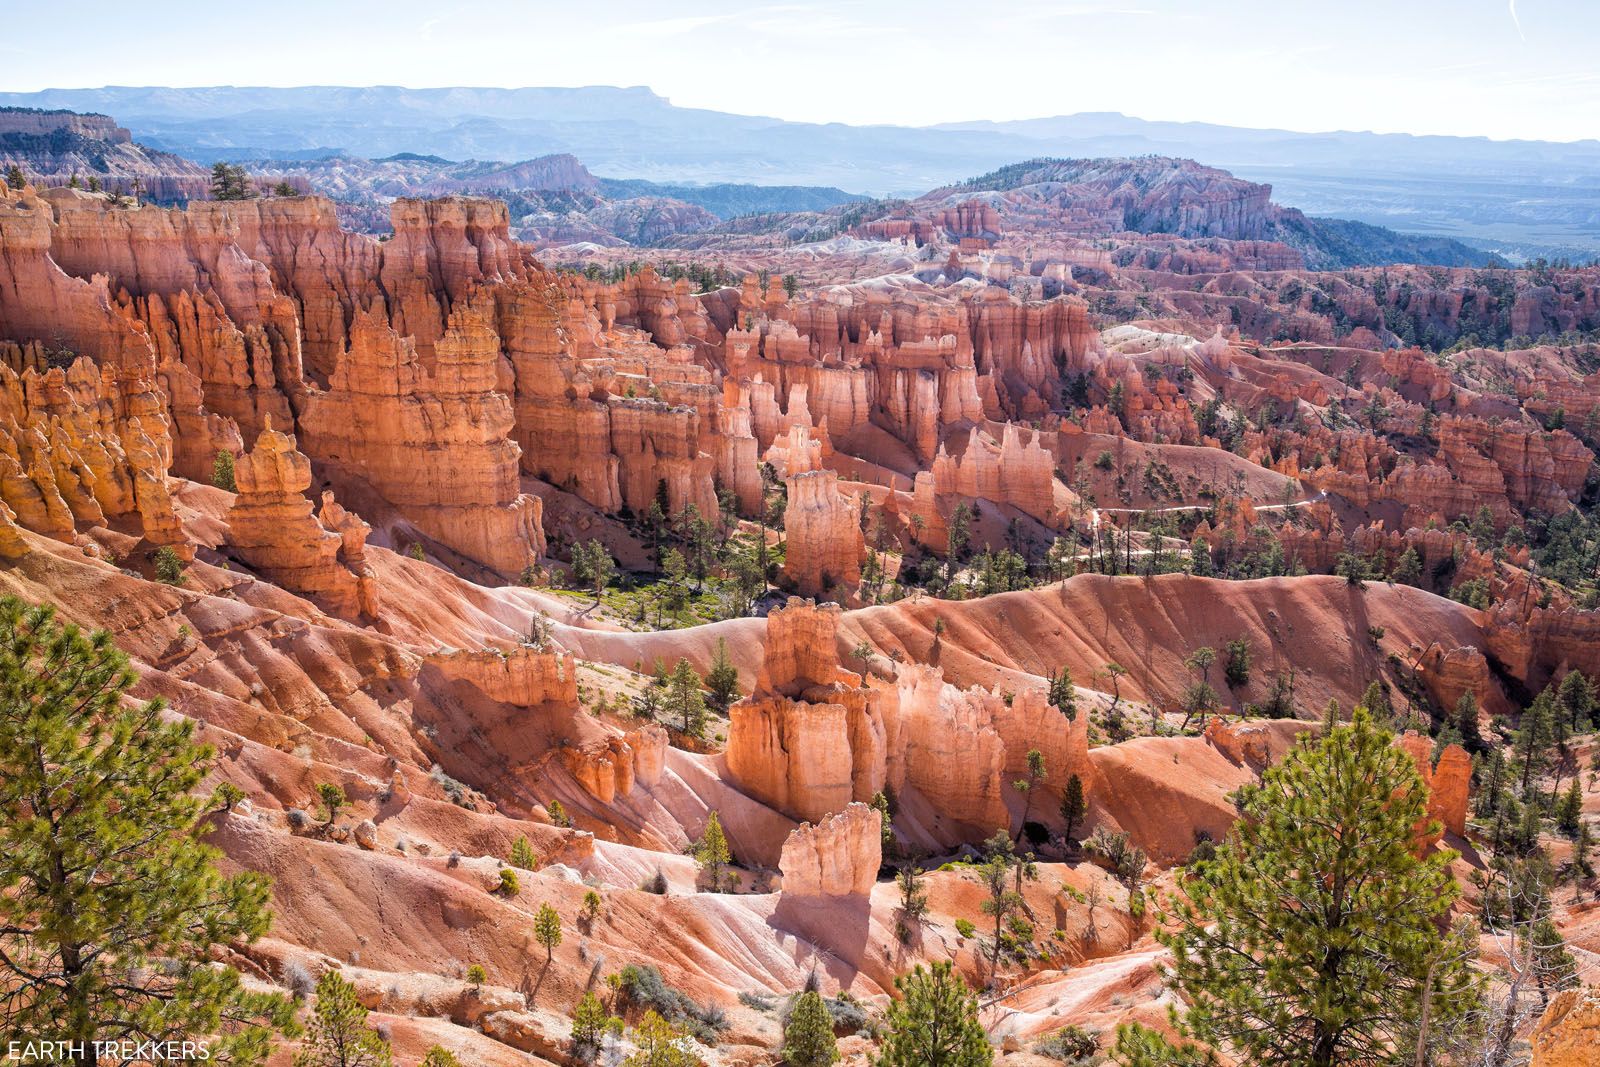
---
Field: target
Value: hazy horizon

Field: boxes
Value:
[4,1,1597,143]
[12,84,1600,148]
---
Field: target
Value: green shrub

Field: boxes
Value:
[1037,1024,1100,1062]
[154,546,186,585]
[616,963,727,1044]
[212,449,237,492]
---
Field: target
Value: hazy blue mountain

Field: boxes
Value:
[2,86,1594,259]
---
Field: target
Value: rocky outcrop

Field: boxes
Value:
[425,646,577,707]
[778,802,881,898]
[558,723,668,804]
[726,600,885,823]
[1532,985,1600,1067]
[928,423,1056,523]
[298,307,544,575]
[727,696,864,823]
[881,664,1010,841]
[1203,717,1272,769]
[0,352,187,554]
[758,597,846,695]
[0,497,27,558]
[782,469,862,597]
[0,109,211,203]
[226,424,378,619]
[1396,733,1471,846]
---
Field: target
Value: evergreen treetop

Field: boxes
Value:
[0,597,295,1065]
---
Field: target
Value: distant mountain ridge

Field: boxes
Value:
[939,157,1493,268]
[0,104,209,201]
[2,86,1595,259]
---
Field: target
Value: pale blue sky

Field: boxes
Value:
[3,0,1596,141]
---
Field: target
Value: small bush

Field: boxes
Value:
[546,799,571,828]
[641,869,668,895]
[823,991,871,1036]
[1186,829,1218,867]
[316,782,346,824]
[1037,1024,1100,1062]
[738,991,774,1012]
[954,918,977,938]
[1094,451,1114,470]
[285,808,310,832]
[616,963,727,1044]
[212,449,237,492]
[283,959,315,1000]
[497,867,521,897]
[154,546,186,585]
[466,964,487,985]
[429,764,472,806]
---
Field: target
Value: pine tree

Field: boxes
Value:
[1477,747,1507,819]
[1516,689,1556,800]
[570,990,618,1061]
[1059,773,1087,845]
[1530,916,1578,1005]
[546,798,571,827]
[894,858,929,943]
[1391,545,1423,587]
[665,657,708,739]
[705,638,740,714]
[783,989,840,1066]
[1456,691,1485,755]
[295,970,393,1067]
[419,1048,459,1067]
[1148,709,1482,1067]
[623,1009,699,1067]
[155,544,186,584]
[871,789,897,860]
[510,835,537,869]
[694,810,733,890]
[1360,679,1393,722]
[875,961,991,1067]
[1322,698,1342,731]
[1223,637,1251,690]
[209,161,255,201]
[1557,779,1584,836]
[1015,748,1046,826]
[318,781,347,824]
[0,598,296,1064]
[1558,669,1595,733]
[213,448,237,491]
[571,539,614,603]
[5,164,25,190]
[977,839,1025,979]
[1111,1022,1217,1066]
[533,902,563,963]
[1048,666,1077,721]
[1574,820,1594,880]
[633,663,667,721]
[1515,798,1544,855]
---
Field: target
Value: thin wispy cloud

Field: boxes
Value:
[615,13,741,36]
[1509,0,1525,41]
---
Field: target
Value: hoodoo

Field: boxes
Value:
[2,51,1597,1066]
